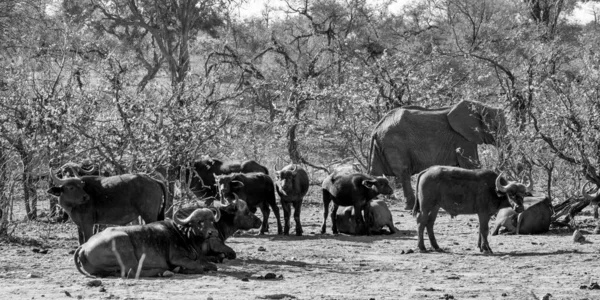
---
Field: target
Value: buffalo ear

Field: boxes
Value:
[447,100,486,144]
[362,179,377,190]
[47,187,62,197]
[275,171,281,179]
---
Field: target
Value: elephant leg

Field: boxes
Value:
[331,203,340,234]
[293,201,303,236]
[281,201,292,236]
[477,213,493,254]
[398,170,415,210]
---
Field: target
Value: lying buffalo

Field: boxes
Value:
[321,171,394,235]
[215,172,282,235]
[276,164,309,236]
[47,170,166,244]
[414,166,530,254]
[174,194,262,240]
[335,199,398,235]
[74,207,234,277]
[492,196,553,235]
[183,158,268,199]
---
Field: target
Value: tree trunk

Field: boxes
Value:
[0,149,9,235]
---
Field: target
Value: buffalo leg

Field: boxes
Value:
[491,221,502,236]
[77,228,85,245]
[416,210,428,252]
[477,213,493,254]
[293,200,303,236]
[269,198,283,235]
[426,206,441,251]
[354,204,369,235]
[331,203,340,234]
[281,201,292,235]
[321,189,331,234]
[259,203,271,235]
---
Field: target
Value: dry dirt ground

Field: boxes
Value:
[2,193,600,300]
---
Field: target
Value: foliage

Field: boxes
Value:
[1,0,600,221]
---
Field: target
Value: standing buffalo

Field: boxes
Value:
[174,194,263,240]
[183,158,268,199]
[492,196,553,235]
[413,166,530,254]
[321,171,394,235]
[275,164,309,236]
[74,207,235,277]
[50,161,110,222]
[47,170,166,244]
[368,100,506,210]
[215,172,282,235]
[335,199,398,235]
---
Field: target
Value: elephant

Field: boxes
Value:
[368,100,507,210]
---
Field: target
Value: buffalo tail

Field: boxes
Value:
[412,171,424,217]
[157,179,168,221]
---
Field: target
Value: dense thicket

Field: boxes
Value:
[1,0,599,231]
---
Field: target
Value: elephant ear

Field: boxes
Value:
[447,100,485,144]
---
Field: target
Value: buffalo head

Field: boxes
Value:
[363,175,394,196]
[495,173,532,213]
[214,174,244,200]
[275,165,298,196]
[214,193,262,232]
[47,168,90,206]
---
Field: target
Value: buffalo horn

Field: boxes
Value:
[177,208,213,225]
[523,173,534,193]
[212,206,221,222]
[581,181,599,202]
[49,167,68,186]
[80,164,98,175]
[495,173,507,193]
[290,164,297,172]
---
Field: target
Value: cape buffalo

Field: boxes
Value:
[215,172,282,235]
[492,196,553,235]
[413,166,530,254]
[47,170,166,244]
[276,164,309,236]
[183,158,268,199]
[321,171,394,235]
[335,199,398,235]
[74,208,235,277]
[174,194,263,240]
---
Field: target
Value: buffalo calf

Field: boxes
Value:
[215,172,282,235]
[276,164,309,236]
[321,171,393,235]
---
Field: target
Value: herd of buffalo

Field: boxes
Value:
[43,100,600,278]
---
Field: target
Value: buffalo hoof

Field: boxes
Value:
[433,248,444,253]
[296,231,303,237]
[418,248,428,253]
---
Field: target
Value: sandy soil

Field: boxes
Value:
[1,196,600,300]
